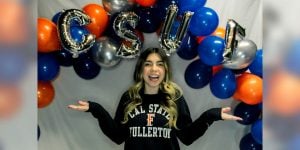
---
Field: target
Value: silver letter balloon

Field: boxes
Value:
[57,9,95,58]
[113,11,142,59]
[159,4,193,56]
[222,19,257,69]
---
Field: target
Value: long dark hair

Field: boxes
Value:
[123,48,182,128]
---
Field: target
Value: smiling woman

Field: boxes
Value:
[68,48,242,150]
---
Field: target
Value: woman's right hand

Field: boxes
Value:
[68,100,89,112]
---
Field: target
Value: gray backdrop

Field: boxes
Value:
[38,0,262,150]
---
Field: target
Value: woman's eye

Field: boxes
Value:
[157,62,164,66]
[144,63,151,66]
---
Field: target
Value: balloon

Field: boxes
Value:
[102,0,135,15]
[159,4,193,56]
[83,4,109,38]
[249,49,263,77]
[212,27,225,38]
[91,36,121,68]
[135,6,161,33]
[184,59,212,89]
[196,36,206,44]
[73,57,101,80]
[113,11,142,58]
[155,0,178,21]
[55,49,73,67]
[209,69,236,99]
[224,19,246,57]
[251,119,262,144]
[178,0,206,15]
[239,133,262,150]
[0,85,22,119]
[234,102,261,125]
[38,18,61,52]
[103,13,123,42]
[222,39,257,69]
[38,81,55,108]
[233,73,263,105]
[38,53,60,81]
[57,9,95,58]
[176,32,198,60]
[136,0,156,7]
[197,36,225,66]
[189,7,219,36]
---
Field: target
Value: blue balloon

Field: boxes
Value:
[177,32,198,60]
[198,36,225,66]
[155,0,178,21]
[55,49,73,67]
[210,69,236,99]
[249,49,263,77]
[73,57,101,80]
[251,119,262,144]
[240,133,262,150]
[178,0,206,15]
[38,53,60,81]
[70,26,90,43]
[189,7,219,36]
[135,6,161,33]
[234,102,261,125]
[184,59,212,89]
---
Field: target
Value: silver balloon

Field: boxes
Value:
[102,0,135,15]
[57,9,95,58]
[159,4,193,56]
[113,11,141,58]
[223,19,246,60]
[222,39,257,69]
[91,36,121,68]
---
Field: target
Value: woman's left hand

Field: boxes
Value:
[221,107,243,121]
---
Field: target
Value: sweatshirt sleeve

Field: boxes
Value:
[87,92,129,144]
[175,96,222,145]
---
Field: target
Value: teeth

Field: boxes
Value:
[149,75,159,79]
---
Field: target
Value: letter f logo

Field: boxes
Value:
[147,113,155,126]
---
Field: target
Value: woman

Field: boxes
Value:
[68,48,242,150]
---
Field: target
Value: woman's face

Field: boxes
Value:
[142,53,166,93]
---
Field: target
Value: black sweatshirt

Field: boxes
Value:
[87,91,222,150]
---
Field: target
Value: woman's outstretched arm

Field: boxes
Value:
[68,95,129,144]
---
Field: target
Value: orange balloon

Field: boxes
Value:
[212,27,225,39]
[83,4,108,38]
[136,0,157,7]
[38,81,55,108]
[38,18,61,52]
[233,73,263,105]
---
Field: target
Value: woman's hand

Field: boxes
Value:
[68,100,89,112]
[221,107,243,121]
